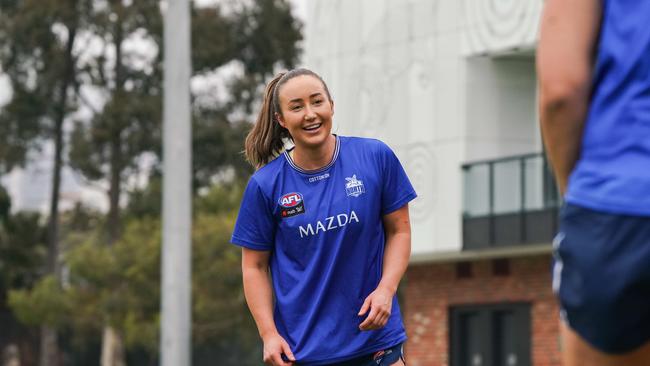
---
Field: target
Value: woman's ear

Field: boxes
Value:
[330,99,334,116]
[275,112,286,129]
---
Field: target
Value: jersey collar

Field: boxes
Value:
[283,135,340,175]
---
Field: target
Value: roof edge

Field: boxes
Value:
[409,243,552,265]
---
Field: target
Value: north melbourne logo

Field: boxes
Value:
[345,175,365,197]
[278,192,305,218]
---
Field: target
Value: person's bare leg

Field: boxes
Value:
[561,322,650,366]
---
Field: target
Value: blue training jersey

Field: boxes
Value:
[566,0,650,215]
[231,136,417,365]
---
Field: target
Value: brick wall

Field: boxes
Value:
[403,254,560,366]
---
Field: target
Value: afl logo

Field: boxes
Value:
[279,192,303,208]
[278,192,305,218]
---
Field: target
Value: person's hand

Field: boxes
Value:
[262,332,296,366]
[358,286,394,331]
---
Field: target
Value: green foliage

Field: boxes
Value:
[191,6,235,74]
[193,179,244,215]
[61,217,161,350]
[0,208,46,290]
[191,209,260,365]
[0,0,80,173]
[124,172,163,220]
[8,275,71,328]
[8,182,257,362]
[0,185,10,221]
[233,0,302,76]
[192,112,254,186]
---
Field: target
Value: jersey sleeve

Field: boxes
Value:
[378,142,417,215]
[231,177,276,251]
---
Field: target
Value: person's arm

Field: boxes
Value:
[537,0,602,194]
[358,204,411,331]
[242,248,295,366]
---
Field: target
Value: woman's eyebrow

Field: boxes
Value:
[288,92,323,104]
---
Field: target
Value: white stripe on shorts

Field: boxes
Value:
[552,232,565,295]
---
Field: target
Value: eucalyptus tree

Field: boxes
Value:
[0,1,91,364]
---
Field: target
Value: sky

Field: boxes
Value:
[290,0,307,21]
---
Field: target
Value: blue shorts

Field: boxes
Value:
[333,343,405,366]
[553,203,650,353]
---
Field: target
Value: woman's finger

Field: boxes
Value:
[359,304,380,329]
[281,339,296,363]
[271,352,290,366]
[358,296,371,316]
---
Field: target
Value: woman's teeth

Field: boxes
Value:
[304,124,321,131]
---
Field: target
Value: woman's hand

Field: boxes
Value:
[262,332,296,366]
[358,286,394,331]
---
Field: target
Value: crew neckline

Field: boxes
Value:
[283,135,340,175]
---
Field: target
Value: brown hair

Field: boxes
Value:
[244,68,332,169]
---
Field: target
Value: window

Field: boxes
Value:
[462,153,560,249]
[450,303,531,366]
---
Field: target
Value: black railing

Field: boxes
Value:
[462,153,560,250]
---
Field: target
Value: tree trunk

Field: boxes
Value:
[40,19,77,366]
[100,327,125,366]
[107,132,121,245]
[101,116,125,366]
[100,12,127,366]
[41,32,67,366]
[38,327,57,366]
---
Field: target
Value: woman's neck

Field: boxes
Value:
[290,135,336,171]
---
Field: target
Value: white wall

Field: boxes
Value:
[464,57,540,162]
[462,0,543,56]
[303,0,542,257]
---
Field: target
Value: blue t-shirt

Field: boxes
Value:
[566,0,650,215]
[231,136,417,365]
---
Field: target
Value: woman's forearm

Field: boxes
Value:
[243,266,278,338]
[379,231,411,295]
[379,205,412,295]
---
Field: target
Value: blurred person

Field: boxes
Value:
[230,68,415,366]
[538,0,650,365]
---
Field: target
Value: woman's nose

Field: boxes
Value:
[304,106,316,120]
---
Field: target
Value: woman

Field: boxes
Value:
[231,68,416,366]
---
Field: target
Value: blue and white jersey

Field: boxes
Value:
[231,135,417,365]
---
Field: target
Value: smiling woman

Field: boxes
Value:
[232,68,416,366]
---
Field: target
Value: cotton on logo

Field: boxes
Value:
[279,192,303,208]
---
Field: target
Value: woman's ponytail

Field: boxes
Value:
[244,72,290,169]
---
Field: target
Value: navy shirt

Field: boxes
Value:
[566,0,650,215]
[231,136,417,365]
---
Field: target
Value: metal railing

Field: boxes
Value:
[462,153,560,249]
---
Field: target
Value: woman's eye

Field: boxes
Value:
[313,100,323,105]
[291,105,302,111]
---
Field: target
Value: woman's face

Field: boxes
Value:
[276,75,334,151]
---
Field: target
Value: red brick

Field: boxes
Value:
[403,254,560,366]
